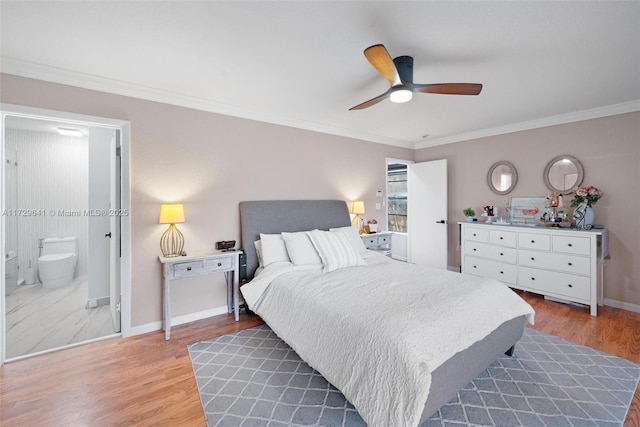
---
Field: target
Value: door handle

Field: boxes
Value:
[105,232,112,238]
[435,220,446,224]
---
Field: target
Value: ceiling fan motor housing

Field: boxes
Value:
[393,55,414,85]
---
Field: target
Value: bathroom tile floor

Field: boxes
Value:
[5,276,117,359]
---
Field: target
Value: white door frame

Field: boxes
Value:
[0,103,132,365]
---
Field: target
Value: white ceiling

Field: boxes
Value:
[1,1,639,149]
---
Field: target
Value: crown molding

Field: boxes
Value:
[0,57,416,150]
[415,100,640,149]
[3,57,638,152]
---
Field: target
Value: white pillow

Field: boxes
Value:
[281,231,323,265]
[329,225,368,254]
[307,229,365,273]
[259,233,291,266]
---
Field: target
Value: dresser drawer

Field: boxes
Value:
[489,229,517,247]
[464,227,489,243]
[173,260,204,278]
[464,241,517,264]
[519,250,590,276]
[518,266,590,302]
[552,235,590,256]
[463,256,517,285]
[205,256,233,273]
[518,232,551,251]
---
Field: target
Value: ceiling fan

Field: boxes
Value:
[349,44,483,110]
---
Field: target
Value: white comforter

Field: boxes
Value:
[241,252,535,427]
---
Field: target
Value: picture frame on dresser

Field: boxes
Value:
[509,196,547,224]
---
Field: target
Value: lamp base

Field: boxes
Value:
[352,214,364,234]
[161,224,184,257]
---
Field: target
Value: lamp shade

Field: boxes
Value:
[350,200,365,215]
[159,203,185,224]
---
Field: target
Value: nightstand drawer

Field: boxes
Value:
[362,236,379,248]
[173,260,204,278]
[205,256,233,273]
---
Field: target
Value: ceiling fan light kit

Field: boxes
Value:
[390,86,412,103]
[350,44,483,110]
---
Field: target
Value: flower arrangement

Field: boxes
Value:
[571,186,603,207]
[463,208,476,217]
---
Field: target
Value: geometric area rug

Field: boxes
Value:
[188,325,640,427]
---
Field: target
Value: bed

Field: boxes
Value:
[239,200,535,426]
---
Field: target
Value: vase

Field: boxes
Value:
[583,205,595,228]
[466,216,474,222]
[576,205,595,229]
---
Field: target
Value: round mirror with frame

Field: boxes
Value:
[487,161,518,195]
[543,155,584,195]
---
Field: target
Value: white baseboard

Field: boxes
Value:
[129,305,229,337]
[604,298,640,314]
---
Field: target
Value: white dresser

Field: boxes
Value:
[459,222,608,316]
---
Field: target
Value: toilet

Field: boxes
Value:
[38,237,78,289]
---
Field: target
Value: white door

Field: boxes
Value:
[88,127,120,332]
[407,159,448,268]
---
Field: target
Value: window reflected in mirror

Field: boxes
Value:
[487,161,518,195]
[543,155,584,194]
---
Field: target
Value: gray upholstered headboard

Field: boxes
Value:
[239,200,351,280]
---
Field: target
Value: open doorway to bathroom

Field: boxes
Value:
[1,110,126,361]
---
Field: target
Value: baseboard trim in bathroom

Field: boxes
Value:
[86,296,110,309]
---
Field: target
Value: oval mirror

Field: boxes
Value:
[487,161,518,195]
[543,155,584,195]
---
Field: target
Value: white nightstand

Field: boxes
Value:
[361,231,393,256]
[159,250,241,340]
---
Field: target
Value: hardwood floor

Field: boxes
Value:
[1,291,639,426]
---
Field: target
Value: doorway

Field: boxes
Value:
[1,104,131,364]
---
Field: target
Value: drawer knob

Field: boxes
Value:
[187,267,192,271]
[473,248,477,251]
[473,265,477,269]
[531,240,535,243]
[568,243,573,247]
[531,257,535,261]
[500,271,504,274]
[218,262,222,266]
[473,233,477,237]
[531,277,535,281]
[568,284,573,288]
[500,252,504,256]
[568,262,573,266]
[500,237,503,240]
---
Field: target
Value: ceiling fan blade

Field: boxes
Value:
[414,83,483,95]
[364,44,401,86]
[349,89,392,110]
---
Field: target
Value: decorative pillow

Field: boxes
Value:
[329,225,368,254]
[259,233,291,266]
[307,229,365,273]
[253,240,264,268]
[281,231,323,266]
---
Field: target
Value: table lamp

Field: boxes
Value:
[350,200,365,234]
[159,203,185,257]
